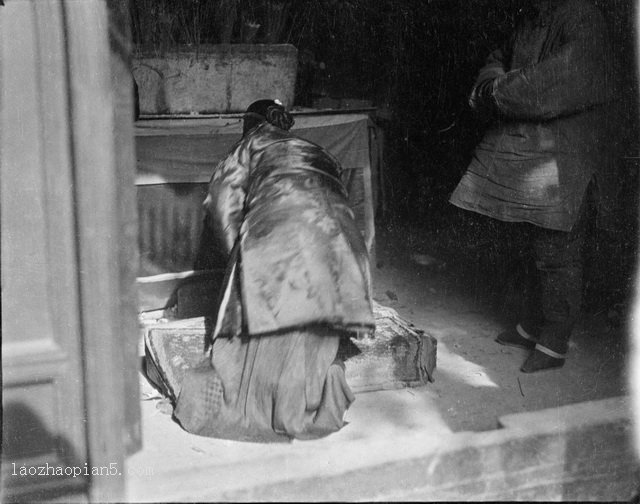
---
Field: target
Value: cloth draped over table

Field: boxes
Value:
[135,113,377,279]
[136,114,373,189]
[450,0,619,232]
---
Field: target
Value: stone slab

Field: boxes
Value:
[133,44,297,114]
[125,396,639,502]
[215,397,639,502]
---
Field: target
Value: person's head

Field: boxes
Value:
[518,0,558,19]
[242,99,295,136]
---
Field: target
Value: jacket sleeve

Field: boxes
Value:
[492,7,613,120]
[469,48,508,113]
[203,139,251,259]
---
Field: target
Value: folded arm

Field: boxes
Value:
[493,9,612,120]
[470,7,612,121]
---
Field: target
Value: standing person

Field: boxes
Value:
[174,99,374,441]
[450,0,617,373]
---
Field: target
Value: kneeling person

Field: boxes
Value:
[174,99,375,442]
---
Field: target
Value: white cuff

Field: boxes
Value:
[535,343,567,360]
[516,323,535,341]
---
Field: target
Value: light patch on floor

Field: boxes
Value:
[435,342,499,388]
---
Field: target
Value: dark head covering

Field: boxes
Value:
[243,99,295,135]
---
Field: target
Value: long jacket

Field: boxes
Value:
[450,0,617,231]
[204,122,374,338]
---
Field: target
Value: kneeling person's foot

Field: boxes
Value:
[496,324,536,350]
[521,345,565,373]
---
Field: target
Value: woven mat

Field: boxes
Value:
[144,303,437,399]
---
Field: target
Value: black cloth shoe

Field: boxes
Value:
[496,324,536,350]
[521,348,565,373]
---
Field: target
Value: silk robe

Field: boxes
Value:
[173,123,374,441]
[205,122,374,338]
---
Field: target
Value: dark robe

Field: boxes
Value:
[450,0,618,231]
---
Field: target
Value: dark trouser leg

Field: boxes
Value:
[531,206,587,358]
[519,239,544,338]
[493,221,541,348]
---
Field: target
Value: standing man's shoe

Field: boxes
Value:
[521,345,565,373]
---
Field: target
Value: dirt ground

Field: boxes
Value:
[369,212,633,432]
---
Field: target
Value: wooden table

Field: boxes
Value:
[135,112,381,311]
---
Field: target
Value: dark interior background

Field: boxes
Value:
[129,0,640,314]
